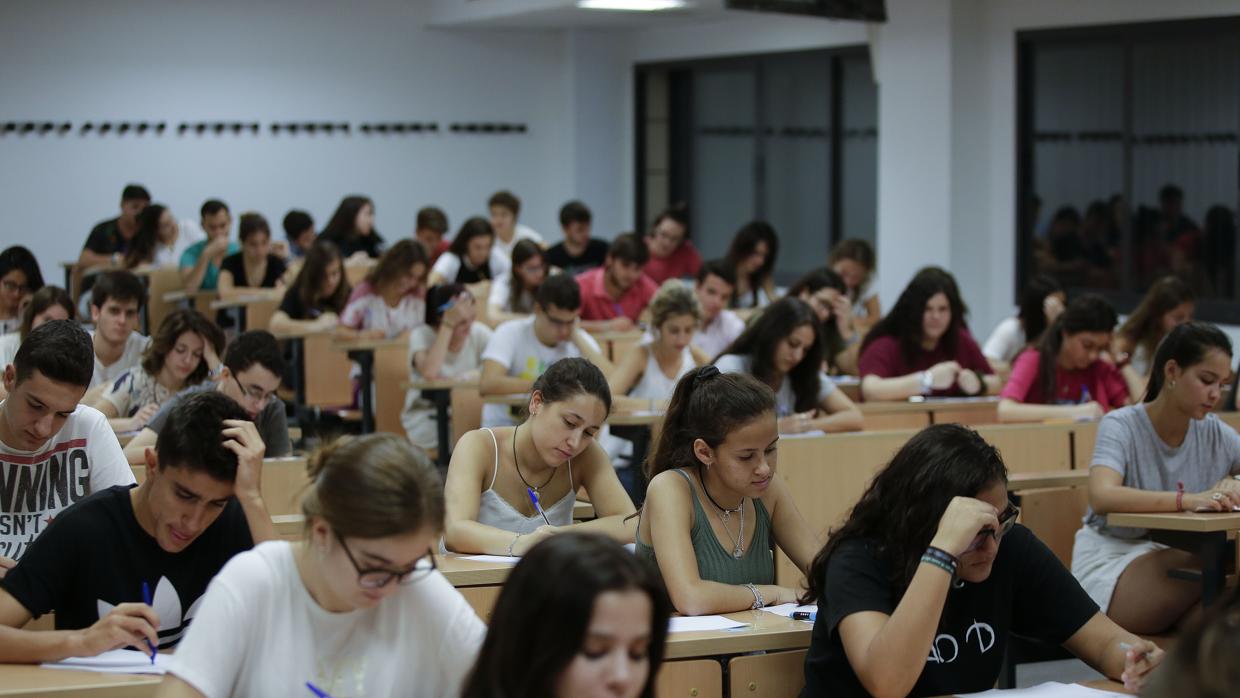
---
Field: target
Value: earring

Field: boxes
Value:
[1171,381,1177,389]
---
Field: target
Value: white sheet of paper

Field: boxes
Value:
[42,648,172,675]
[957,681,1127,697]
[667,616,750,633]
[459,554,522,564]
[760,602,817,619]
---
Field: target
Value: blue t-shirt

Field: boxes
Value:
[179,240,240,290]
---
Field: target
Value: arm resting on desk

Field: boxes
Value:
[1064,612,1163,692]
[859,373,923,402]
[809,390,863,433]
[568,441,638,543]
[0,589,160,663]
[479,360,534,396]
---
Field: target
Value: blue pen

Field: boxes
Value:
[527,487,551,526]
[306,682,333,698]
[437,299,455,313]
[1080,385,1091,404]
[791,610,817,622]
[140,582,157,665]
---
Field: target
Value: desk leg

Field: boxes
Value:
[350,350,375,434]
[1153,529,1229,607]
[430,389,451,470]
[290,339,306,406]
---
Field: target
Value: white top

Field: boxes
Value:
[982,316,1027,363]
[475,428,575,534]
[1130,344,1152,378]
[488,272,535,314]
[630,340,695,402]
[0,404,135,560]
[340,292,426,338]
[100,368,180,418]
[167,540,486,698]
[0,332,19,369]
[153,218,206,268]
[89,331,151,390]
[493,223,543,260]
[402,322,493,450]
[694,310,746,359]
[0,319,17,335]
[714,353,836,418]
[733,286,772,310]
[430,249,511,283]
[479,316,602,427]
[851,273,880,319]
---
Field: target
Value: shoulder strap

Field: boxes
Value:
[482,428,500,490]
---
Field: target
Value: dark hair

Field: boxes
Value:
[801,424,1008,604]
[416,206,448,233]
[696,258,736,287]
[559,200,592,227]
[1159,183,1184,204]
[1145,322,1232,403]
[1142,588,1240,698]
[320,195,377,243]
[237,212,271,244]
[126,204,166,268]
[448,217,496,260]
[461,533,671,698]
[0,246,45,295]
[425,284,467,328]
[861,267,967,363]
[19,286,73,340]
[200,199,229,219]
[1034,294,1117,402]
[646,366,775,481]
[154,391,249,481]
[652,202,690,239]
[829,238,876,297]
[12,320,94,387]
[724,222,778,305]
[720,298,825,412]
[1017,274,1064,344]
[787,268,849,369]
[366,239,427,291]
[141,309,224,386]
[530,357,612,417]
[535,273,581,312]
[282,210,314,241]
[507,239,544,313]
[224,330,286,379]
[488,190,521,217]
[1118,276,1196,367]
[293,240,350,314]
[302,433,445,537]
[121,184,151,202]
[90,269,147,310]
[608,232,650,267]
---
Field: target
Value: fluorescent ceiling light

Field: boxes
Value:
[577,0,687,10]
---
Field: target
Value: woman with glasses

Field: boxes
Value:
[799,423,1163,697]
[0,246,45,334]
[158,433,486,698]
[487,239,547,326]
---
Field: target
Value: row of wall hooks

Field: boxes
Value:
[1034,130,1239,145]
[0,120,530,137]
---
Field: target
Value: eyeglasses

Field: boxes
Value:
[232,374,277,407]
[1,279,30,295]
[964,501,1020,553]
[335,532,436,589]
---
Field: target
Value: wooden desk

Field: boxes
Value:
[133,456,309,516]
[481,393,528,407]
[0,664,159,696]
[573,500,595,520]
[1008,469,1090,491]
[209,291,282,332]
[160,289,218,309]
[664,610,811,659]
[588,329,644,362]
[329,336,407,434]
[1107,511,1240,605]
[438,554,518,622]
[859,396,1000,430]
[406,378,475,468]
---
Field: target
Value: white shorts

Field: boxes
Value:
[1070,526,1166,612]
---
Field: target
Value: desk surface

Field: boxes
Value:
[1008,470,1090,490]
[0,664,160,696]
[1107,511,1240,532]
[860,397,999,414]
[438,554,517,586]
[664,610,811,659]
[403,378,475,391]
[209,291,283,309]
[330,336,408,351]
[482,393,529,407]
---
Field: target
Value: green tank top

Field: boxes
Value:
[635,468,774,586]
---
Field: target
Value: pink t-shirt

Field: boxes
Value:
[858,329,992,398]
[999,348,1129,410]
[575,267,657,322]
[643,240,703,285]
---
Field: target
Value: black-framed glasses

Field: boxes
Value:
[335,532,436,589]
[232,374,276,407]
[964,501,1020,553]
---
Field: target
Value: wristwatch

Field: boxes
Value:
[920,370,934,395]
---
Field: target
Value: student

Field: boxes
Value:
[635,367,817,614]
[487,239,546,326]
[339,239,428,338]
[692,259,746,359]
[87,271,150,392]
[1142,589,1240,698]
[1113,275,1195,401]
[179,199,238,292]
[799,423,1163,696]
[1072,322,1240,635]
[92,309,223,432]
[462,533,672,698]
[858,268,997,401]
[429,216,509,286]
[786,268,860,375]
[997,294,1128,423]
[125,204,205,270]
[609,281,710,412]
[716,298,863,434]
[488,189,543,260]
[269,240,352,335]
[414,205,450,264]
[158,433,483,697]
[479,274,612,427]
[445,358,636,554]
[0,286,73,372]
[124,330,292,464]
[0,321,135,570]
[319,194,383,260]
[982,273,1065,374]
[829,237,880,331]
[724,221,779,311]
[643,203,702,284]
[0,246,44,335]
[218,212,288,296]
[79,184,150,271]
[546,200,608,276]
[576,232,658,331]
[0,391,274,660]
[281,209,316,260]
[404,285,492,451]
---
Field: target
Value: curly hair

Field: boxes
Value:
[140,308,223,386]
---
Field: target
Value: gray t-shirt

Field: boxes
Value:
[146,382,291,458]
[1084,404,1240,538]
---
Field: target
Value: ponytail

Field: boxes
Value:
[1144,322,1232,403]
[1034,294,1116,402]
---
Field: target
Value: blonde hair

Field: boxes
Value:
[649,280,702,331]
[301,434,444,538]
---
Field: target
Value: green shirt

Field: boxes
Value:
[179,240,239,290]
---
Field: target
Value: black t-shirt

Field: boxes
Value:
[219,252,287,288]
[0,485,252,649]
[546,239,609,277]
[83,218,128,255]
[801,525,1098,697]
[277,284,341,321]
[323,230,384,259]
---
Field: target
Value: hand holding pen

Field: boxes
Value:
[527,487,552,526]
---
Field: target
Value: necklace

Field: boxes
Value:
[512,424,555,495]
[697,465,746,559]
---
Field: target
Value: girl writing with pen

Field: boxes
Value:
[339,239,429,339]
[997,294,1130,423]
[443,358,637,555]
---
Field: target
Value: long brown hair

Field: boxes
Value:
[140,308,223,385]
[365,239,427,293]
[1118,276,1195,366]
[294,239,351,315]
[19,286,73,340]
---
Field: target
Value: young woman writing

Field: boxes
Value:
[608,281,710,413]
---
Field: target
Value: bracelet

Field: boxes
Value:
[920,554,956,577]
[923,546,959,575]
[507,532,522,556]
[744,583,764,609]
[1176,481,1185,512]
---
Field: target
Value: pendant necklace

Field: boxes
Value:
[698,465,746,559]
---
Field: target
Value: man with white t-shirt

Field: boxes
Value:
[0,321,135,573]
[479,274,612,427]
[86,270,150,394]
[488,190,543,260]
[693,259,746,359]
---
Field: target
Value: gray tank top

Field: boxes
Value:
[477,427,576,534]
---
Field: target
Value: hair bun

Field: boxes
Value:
[692,365,720,387]
[305,436,352,480]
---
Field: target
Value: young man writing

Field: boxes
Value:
[0,391,274,660]
[692,259,746,358]
[545,200,608,277]
[575,232,657,332]
[180,200,238,292]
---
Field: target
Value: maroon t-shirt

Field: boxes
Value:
[858,329,992,397]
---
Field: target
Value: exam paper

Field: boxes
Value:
[667,616,750,633]
[957,681,1127,697]
[459,554,522,564]
[760,602,818,619]
[43,648,172,675]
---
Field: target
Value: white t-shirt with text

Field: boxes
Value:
[480,316,601,427]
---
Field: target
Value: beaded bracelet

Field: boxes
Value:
[507,532,522,557]
[744,583,764,609]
